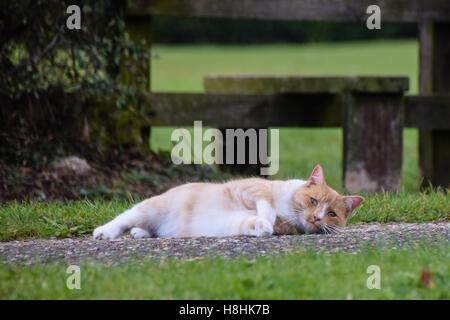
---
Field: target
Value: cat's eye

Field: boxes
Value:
[310,198,318,207]
[328,211,337,217]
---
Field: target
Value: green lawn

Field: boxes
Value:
[1,242,448,299]
[150,40,421,191]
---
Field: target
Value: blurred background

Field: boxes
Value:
[0,1,420,200]
[149,17,419,191]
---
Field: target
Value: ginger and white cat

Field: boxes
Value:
[93,165,363,240]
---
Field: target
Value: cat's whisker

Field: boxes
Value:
[319,225,329,234]
[324,224,343,234]
[323,225,334,235]
[326,224,339,235]
[331,227,343,233]
[328,224,344,231]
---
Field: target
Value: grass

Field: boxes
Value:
[0,199,132,241]
[1,242,448,299]
[0,188,448,241]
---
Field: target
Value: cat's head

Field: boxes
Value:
[291,165,364,234]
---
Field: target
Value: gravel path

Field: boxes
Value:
[1,222,448,265]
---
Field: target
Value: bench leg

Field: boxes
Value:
[343,93,403,193]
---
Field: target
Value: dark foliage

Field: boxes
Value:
[0,0,149,167]
[0,0,142,99]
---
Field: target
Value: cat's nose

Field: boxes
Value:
[314,215,321,221]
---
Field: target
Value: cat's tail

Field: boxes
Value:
[93,197,160,240]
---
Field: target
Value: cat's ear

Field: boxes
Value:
[307,164,326,186]
[343,196,364,217]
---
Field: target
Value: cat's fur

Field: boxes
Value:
[93,165,363,239]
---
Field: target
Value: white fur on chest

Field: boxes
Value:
[273,179,305,216]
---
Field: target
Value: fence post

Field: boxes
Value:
[418,23,450,189]
[343,91,405,194]
[120,15,152,151]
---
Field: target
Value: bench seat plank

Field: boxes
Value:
[204,75,409,94]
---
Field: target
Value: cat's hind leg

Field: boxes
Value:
[93,205,147,240]
[130,227,151,239]
[233,214,273,237]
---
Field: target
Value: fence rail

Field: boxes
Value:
[146,93,450,130]
[128,0,450,22]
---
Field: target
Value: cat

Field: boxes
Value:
[93,165,363,240]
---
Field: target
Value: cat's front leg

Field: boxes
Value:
[256,199,277,226]
[248,200,276,237]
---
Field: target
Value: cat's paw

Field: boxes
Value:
[253,217,273,237]
[130,227,151,239]
[93,224,121,240]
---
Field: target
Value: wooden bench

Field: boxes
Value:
[121,0,450,191]
[203,75,409,193]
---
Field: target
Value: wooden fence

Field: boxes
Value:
[121,0,450,192]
